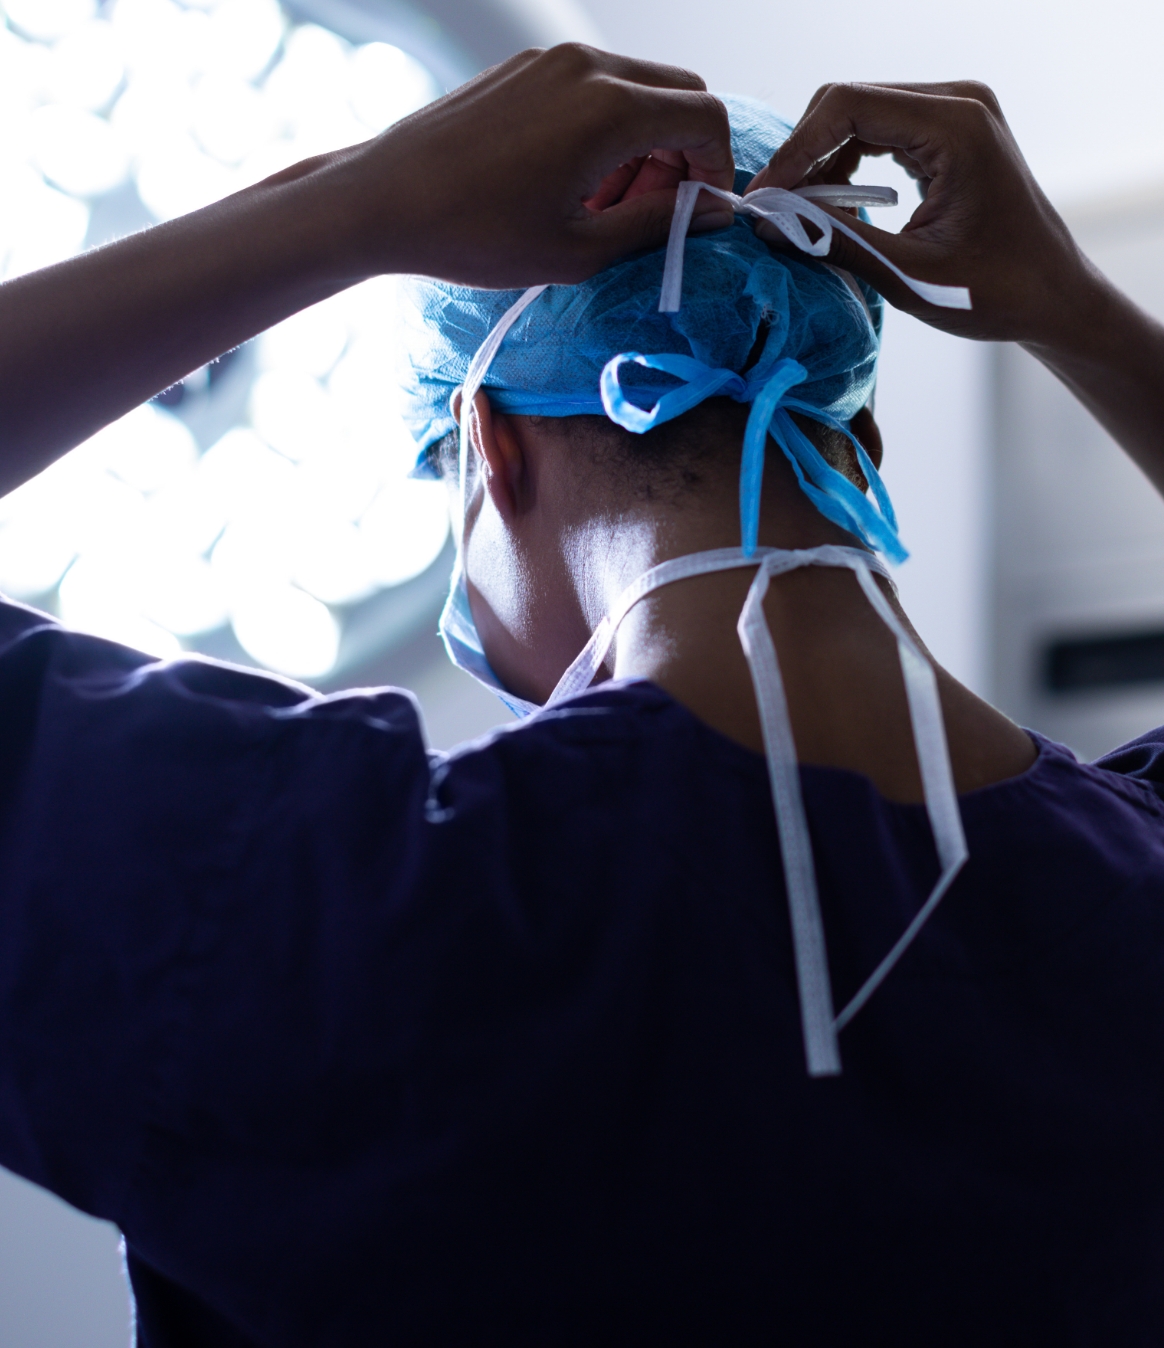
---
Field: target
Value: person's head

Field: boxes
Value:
[421,392,883,704]
[398,94,892,710]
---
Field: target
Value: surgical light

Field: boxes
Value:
[0,0,450,682]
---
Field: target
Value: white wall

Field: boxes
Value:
[991,190,1164,757]
[579,0,1164,204]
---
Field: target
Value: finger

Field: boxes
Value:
[584,158,645,211]
[614,86,734,189]
[568,44,709,92]
[749,84,969,191]
[574,186,732,274]
[852,79,1004,119]
[801,136,878,186]
[792,78,1004,124]
[744,78,1001,194]
[620,153,685,201]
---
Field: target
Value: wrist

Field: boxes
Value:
[299,134,423,282]
[242,143,396,293]
[1020,252,1129,376]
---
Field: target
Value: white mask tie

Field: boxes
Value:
[445,231,970,1077]
[659,180,972,314]
[454,283,549,547]
[544,544,969,1077]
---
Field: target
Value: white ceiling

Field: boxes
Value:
[578,0,1163,209]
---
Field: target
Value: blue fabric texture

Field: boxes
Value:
[5,599,1164,1342]
[397,95,891,555]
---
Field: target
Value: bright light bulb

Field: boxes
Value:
[0,26,51,120]
[111,74,193,163]
[248,370,335,463]
[28,104,129,197]
[140,552,228,636]
[290,516,376,606]
[359,480,449,587]
[204,0,283,82]
[111,0,211,81]
[81,403,197,494]
[3,0,95,42]
[191,74,273,165]
[46,20,125,111]
[58,556,182,660]
[135,131,235,220]
[0,162,89,278]
[211,515,289,593]
[349,42,437,131]
[338,275,405,346]
[69,474,149,558]
[229,578,339,679]
[145,473,228,559]
[261,23,369,155]
[296,437,386,523]
[198,427,297,519]
[0,1,446,678]
[263,23,347,134]
[329,343,419,477]
[57,550,163,640]
[0,517,77,597]
[258,299,348,380]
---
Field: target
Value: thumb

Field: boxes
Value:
[576,187,735,273]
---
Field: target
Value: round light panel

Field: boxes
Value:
[0,0,455,681]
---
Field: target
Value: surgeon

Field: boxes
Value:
[2,46,1164,1346]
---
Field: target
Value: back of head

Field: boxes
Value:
[426,399,869,509]
[398,92,887,552]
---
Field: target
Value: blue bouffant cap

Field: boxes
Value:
[396,94,904,561]
[397,94,882,459]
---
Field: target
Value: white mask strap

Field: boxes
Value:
[549,546,787,704]
[456,284,548,548]
[546,543,966,1078]
[659,179,972,315]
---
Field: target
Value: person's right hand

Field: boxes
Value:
[337,43,736,289]
[745,82,1102,350]
[747,80,1164,501]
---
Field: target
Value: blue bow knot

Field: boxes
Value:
[600,351,906,563]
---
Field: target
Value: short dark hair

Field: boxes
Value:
[426,398,866,501]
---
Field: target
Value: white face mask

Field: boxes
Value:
[439,221,972,1077]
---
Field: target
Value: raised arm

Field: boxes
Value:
[0,44,733,498]
[747,81,1164,497]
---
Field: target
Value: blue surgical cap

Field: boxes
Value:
[397,94,894,557]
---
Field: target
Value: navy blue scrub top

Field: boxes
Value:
[2,595,1164,1346]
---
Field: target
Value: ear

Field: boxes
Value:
[463,389,528,521]
[850,404,883,470]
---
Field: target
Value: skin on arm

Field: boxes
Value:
[0,43,735,498]
[747,81,1164,497]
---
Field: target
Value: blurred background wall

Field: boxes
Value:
[3,0,1164,1342]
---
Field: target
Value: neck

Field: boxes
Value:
[586,485,1035,803]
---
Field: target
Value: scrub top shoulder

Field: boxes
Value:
[1,596,1164,1347]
